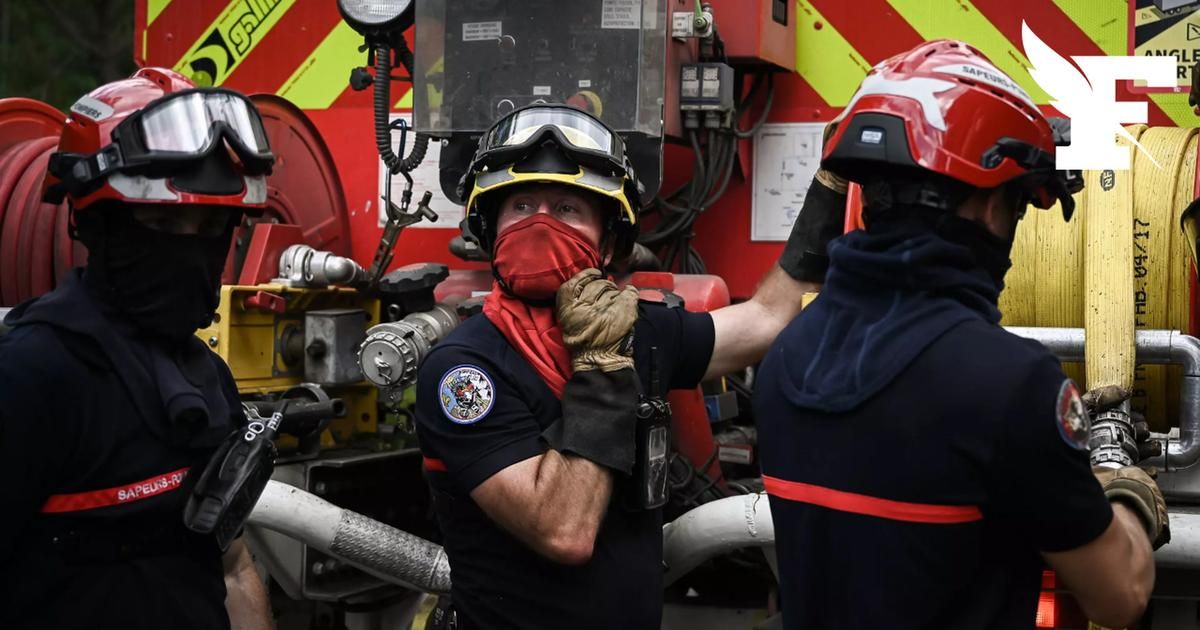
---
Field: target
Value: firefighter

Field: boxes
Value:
[0,68,276,629]
[413,103,845,629]
[755,41,1168,628]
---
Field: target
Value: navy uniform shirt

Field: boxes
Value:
[755,318,1113,629]
[414,302,714,630]
[0,274,236,630]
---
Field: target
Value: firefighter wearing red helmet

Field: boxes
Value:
[0,68,274,629]
[755,41,1167,628]
[412,103,849,629]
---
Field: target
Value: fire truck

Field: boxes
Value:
[3,1,1200,628]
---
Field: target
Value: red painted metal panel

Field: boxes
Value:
[0,99,67,155]
[138,1,227,70]
[237,223,305,285]
[250,95,352,256]
[706,0,796,69]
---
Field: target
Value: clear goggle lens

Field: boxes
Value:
[487,107,614,158]
[139,91,268,154]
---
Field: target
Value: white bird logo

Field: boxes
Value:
[1022,20,1172,170]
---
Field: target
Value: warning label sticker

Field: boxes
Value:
[1132,0,1200,89]
[601,0,641,29]
[463,21,502,42]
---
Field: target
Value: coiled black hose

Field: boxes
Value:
[374,40,429,174]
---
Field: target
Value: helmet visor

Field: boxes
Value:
[476,105,624,174]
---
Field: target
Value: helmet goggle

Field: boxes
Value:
[986,137,1083,221]
[469,104,627,178]
[48,88,274,198]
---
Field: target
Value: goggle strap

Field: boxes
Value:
[48,147,127,193]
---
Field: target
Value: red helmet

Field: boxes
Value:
[822,40,1080,219]
[43,67,275,213]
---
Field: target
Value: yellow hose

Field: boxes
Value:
[1167,133,1198,430]
[1004,125,1197,432]
[1131,127,1197,429]
[1083,128,1138,393]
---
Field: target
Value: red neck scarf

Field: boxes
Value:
[483,285,573,398]
[483,214,603,398]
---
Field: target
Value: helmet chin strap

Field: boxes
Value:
[861,178,971,224]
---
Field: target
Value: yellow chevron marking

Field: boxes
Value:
[1051,0,1126,56]
[886,0,1050,104]
[395,88,413,110]
[1149,94,1199,128]
[147,0,173,27]
[794,0,872,106]
[277,21,362,109]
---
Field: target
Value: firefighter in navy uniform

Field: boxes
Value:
[755,41,1169,629]
[0,68,275,630]
[413,104,848,629]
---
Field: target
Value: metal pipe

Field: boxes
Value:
[1006,327,1200,471]
[277,245,367,287]
[248,480,452,594]
[1005,327,1085,363]
[661,493,776,587]
[1155,510,1200,568]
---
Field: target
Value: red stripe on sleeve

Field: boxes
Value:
[41,467,191,513]
[423,457,448,472]
[763,475,982,524]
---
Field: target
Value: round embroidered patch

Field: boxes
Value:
[439,365,495,424]
[1056,379,1089,450]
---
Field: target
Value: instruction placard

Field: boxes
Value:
[751,123,826,242]
[1132,0,1200,90]
[462,21,502,42]
[379,115,462,230]
[601,0,641,29]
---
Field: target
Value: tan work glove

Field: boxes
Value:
[1081,384,1131,413]
[556,268,639,373]
[1094,465,1170,550]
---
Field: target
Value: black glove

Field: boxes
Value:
[542,369,640,474]
[778,169,849,283]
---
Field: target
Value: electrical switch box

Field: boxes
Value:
[703,0,795,70]
[680,63,734,112]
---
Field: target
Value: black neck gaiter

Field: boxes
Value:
[929,212,1015,292]
[78,207,234,342]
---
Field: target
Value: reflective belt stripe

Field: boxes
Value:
[762,475,983,524]
[423,457,448,473]
[40,467,191,514]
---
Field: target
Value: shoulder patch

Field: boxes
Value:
[438,365,496,424]
[1055,379,1089,450]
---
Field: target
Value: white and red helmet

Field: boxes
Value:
[43,67,275,214]
[822,40,1080,218]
